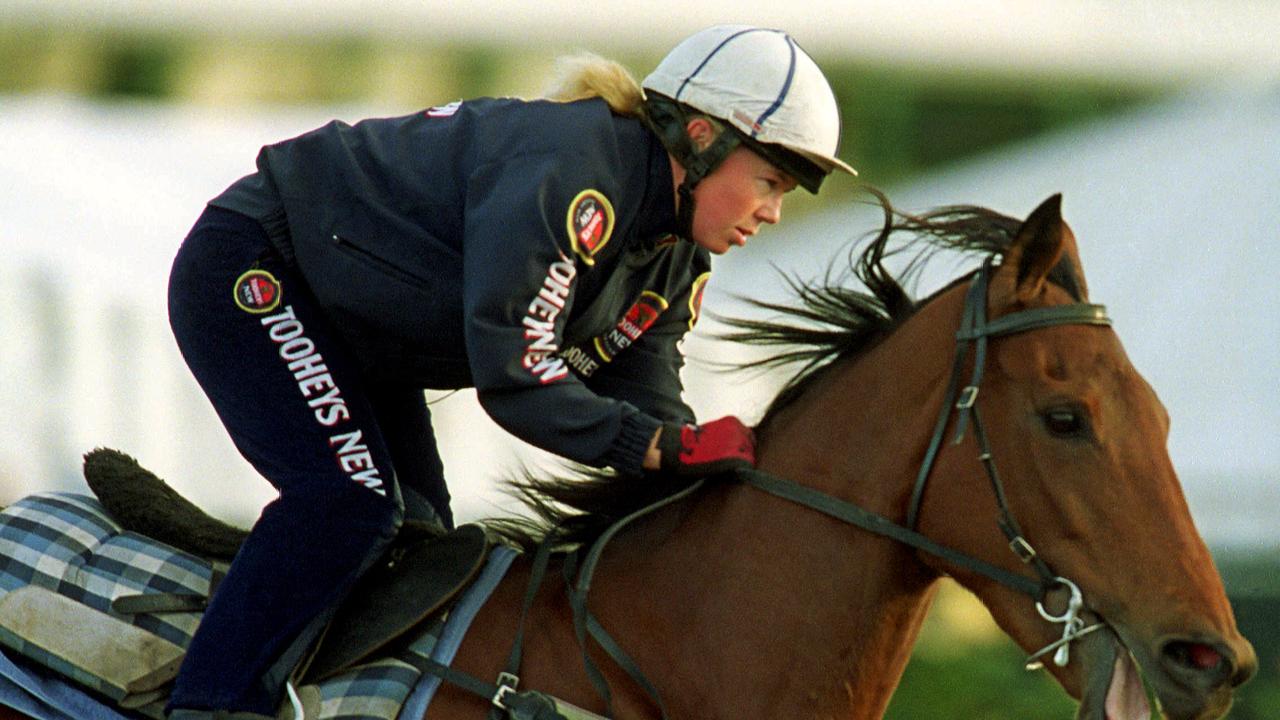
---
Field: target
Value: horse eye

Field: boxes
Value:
[1042,408,1087,438]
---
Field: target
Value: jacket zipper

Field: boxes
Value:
[331,234,432,291]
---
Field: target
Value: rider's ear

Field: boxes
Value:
[999,194,1068,305]
[685,117,716,152]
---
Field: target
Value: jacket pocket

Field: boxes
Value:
[330,233,432,291]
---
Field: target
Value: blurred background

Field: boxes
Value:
[1,1,1277,716]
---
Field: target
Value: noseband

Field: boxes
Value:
[741,256,1112,671]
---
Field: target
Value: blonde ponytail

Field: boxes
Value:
[542,53,644,117]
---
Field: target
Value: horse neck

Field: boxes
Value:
[597,291,965,718]
[753,279,968,518]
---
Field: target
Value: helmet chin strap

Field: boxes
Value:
[673,130,739,239]
[674,182,697,241]
[642,94,741,240]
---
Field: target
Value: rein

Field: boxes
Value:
[429,259,1117,718]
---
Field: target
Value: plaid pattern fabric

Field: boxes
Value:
[0,494,120,592]
[0,493,209,649]
[308,617,445,720]
[0,493,474,720]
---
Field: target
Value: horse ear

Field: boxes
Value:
[997,194,1069,305]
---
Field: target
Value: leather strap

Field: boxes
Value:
[111,568,225,615]
[738,468,1043,598]
[960,303,1110,340]
[400,652,606,720]
[563,482,701,720]
[111,593,207,615]
[488,531,558,720]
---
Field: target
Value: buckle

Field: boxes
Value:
[1009,536,1038,563]
[492,672,519,709]
[956,386,979,410]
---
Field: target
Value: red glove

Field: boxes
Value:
[658,416,756,476]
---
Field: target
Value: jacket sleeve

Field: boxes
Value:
[461,153,661,474]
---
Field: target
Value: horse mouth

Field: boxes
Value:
[1076,627,1150,720]
[1076,624,1244,720]
[1103,650,1150,720]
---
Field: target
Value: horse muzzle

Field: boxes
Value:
[1145,632,1257,719]
[1074,623,1256,720]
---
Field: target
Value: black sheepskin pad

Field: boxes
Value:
[82,448,248,561]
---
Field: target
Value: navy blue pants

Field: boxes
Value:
[166,206,452,715]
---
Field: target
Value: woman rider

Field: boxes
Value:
[165,24,856,719]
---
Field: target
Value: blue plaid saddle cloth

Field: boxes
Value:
[0,492,496,720]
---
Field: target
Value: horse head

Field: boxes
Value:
[915,195,1256,719]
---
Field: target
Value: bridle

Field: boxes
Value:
[421,256,1119,718]
[740,256,1113,670]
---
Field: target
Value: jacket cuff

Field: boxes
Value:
[597,412,663,476]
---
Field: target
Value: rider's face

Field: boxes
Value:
[689,146,795,254]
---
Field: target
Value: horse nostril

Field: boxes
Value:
[1187,643,1221,669]
[1162,639,1233,682]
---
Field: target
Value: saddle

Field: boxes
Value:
[85,448,491,683]
[302,521,489,682]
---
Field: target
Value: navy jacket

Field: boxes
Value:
[209,97,711,475]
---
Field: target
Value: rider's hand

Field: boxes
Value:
[657,416,756,476]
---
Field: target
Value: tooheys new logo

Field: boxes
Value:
[596,291,668,361]
[567,189,614,265]
[561,292,669,378]
[256,306,386,496]
[522,251,576,384]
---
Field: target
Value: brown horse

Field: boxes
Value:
[0,193,1256,720]
[424,194,1255,720]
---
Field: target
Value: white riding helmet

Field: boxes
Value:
[643,24,857,193]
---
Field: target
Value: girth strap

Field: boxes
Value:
[398,653,608,720]
[486,529,559,720]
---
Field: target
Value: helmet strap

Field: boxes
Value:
[642,94,741,239]
[675,182,697,241]
[673,130,739,238]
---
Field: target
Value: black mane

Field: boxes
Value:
[487,189,1080,550]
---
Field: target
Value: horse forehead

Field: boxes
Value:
[991,324,1139,392]
[991,325,1170,424]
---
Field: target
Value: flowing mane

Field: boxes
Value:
[489,189,1085,550]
